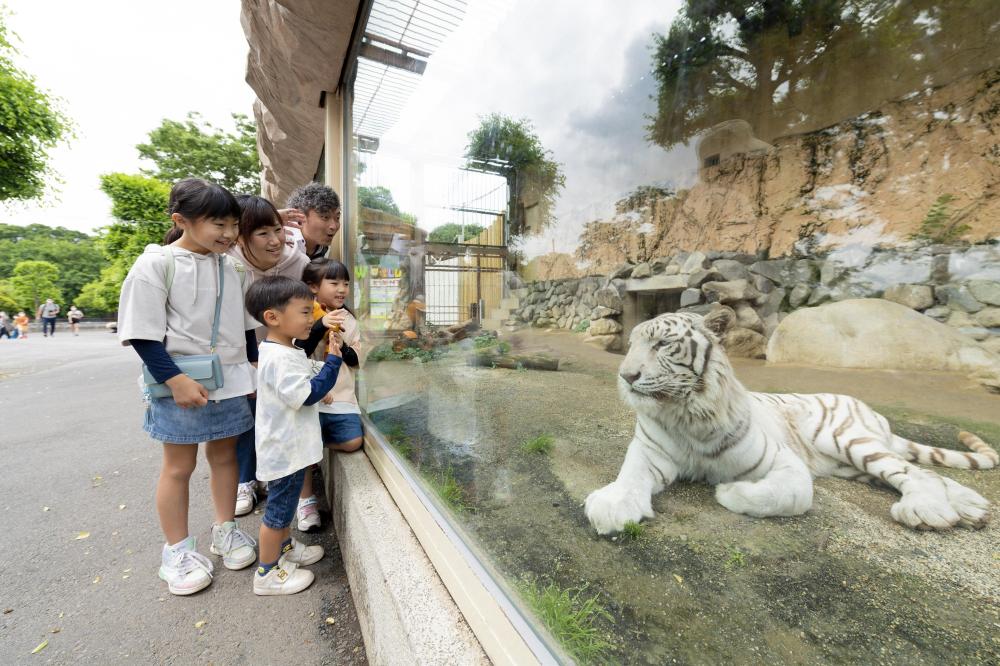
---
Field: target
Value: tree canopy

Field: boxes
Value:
[0,11,71,201]
[137,112,260,194]
[427,222,486,244]
[0,223,103,306]
[465,114,563,239]
[648,0,1000,148]
[8,260,61,311]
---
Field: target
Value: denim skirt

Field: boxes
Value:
[144,396,254,444]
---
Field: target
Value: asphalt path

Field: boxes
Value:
[0,331,367,664]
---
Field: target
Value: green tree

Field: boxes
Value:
[465,114,564,239]
[137,112,260,193]
[0,223,104,305]
[0,10,72,200]
[358,185,401,215]
[427,222,486,244]
[0,280,18,311]
[648,0,1000,149]
[99,172,170,223]
[9,260,61,311]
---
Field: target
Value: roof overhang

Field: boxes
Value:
[241,0,364,204]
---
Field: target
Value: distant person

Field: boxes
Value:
[67,305,84,336]
[14,311,30,339]
[245,276,343,595]
[117,178,258,596]
[283,183,341,260]
[0,311,12,339]
[39,298,60,337]
[228,194,310,517]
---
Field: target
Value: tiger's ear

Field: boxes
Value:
[701,306,735,340]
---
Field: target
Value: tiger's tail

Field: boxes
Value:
[891,431,999,470]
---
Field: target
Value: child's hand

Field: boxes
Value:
[321,393,335,405]
[327,332,344,356]
[321,310,346,332]
[166,374,209,408]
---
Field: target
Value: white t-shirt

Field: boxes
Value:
[117,244,258,400]
[254,342,329,481]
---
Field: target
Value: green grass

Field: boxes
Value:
[725,546,747,569]
[428,467,469,511]
[520,433,554,455]
[520,580,615,663]
[384,424,414,458]
[367,343,445,363]
[619,521,645,541]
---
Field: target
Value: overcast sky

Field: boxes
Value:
[0,0,689,257]
[0,0,255,233]
[366,0,691,259]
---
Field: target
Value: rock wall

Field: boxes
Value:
[577,67,1000,273]
[507,244,1000,359]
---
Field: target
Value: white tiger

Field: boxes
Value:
[585,312,998,534]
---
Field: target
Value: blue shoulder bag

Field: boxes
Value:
[142,249,226,399]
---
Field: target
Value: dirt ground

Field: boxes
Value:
[365,329,1000,665]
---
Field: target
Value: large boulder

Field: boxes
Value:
[583,334,621,352]
[703,279,758,304]
[723,328,767,359]
[588,318,623,336]
[767,299,1000,375]
[595,286,623,311]
[967,280,1000,307]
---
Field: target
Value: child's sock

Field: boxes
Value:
[280,538,293,556]
[257,559,279,576]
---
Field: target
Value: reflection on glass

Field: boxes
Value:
[349,1,1000,662]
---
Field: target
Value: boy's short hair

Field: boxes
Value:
[286,182,340,215]
[245,276,314,324]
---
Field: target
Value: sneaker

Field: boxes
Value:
[296,496,321,532]
[235,482,257,517]
[279,538,324,567]
[210,521,257,570]
[253,562,315,596]
[159,536,214,596]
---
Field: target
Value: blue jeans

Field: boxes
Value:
[236,398,257,484]
[262,468,307,529]
[42,317,56,335]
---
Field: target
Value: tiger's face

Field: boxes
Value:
[618,313,718,402]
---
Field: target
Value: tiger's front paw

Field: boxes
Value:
[890,493,960,531]
[584,482,654,535]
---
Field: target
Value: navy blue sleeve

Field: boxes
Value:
[340,343,359,368]
[130,339,182,384]
[303,354,343,406]
[295,319,329,356]
[245,330,259,363]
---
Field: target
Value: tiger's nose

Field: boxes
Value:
[620,371,640,385]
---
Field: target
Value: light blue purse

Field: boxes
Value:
[143,252,226,399]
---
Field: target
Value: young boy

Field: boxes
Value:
[244,276,343,595]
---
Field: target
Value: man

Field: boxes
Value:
[282,183,341,260]
[38,298,60,337]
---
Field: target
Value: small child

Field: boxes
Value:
[294,258,364,531]
[245,275,343,595]
[14,311,29,339]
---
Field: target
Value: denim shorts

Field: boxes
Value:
[144,396,254,444]
[319,413,364,445]
[262,468,307,529]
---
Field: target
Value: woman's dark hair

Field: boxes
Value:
[302,257,353,316]
[244,276,314,324]
[163,178,241,244]
[163,225,182,244]
[235,194,283,245]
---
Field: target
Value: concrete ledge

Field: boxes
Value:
[323,450,490,665]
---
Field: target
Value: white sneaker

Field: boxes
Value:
[253,561,315,596]
[278,538,324,567]
[235,482,257,516]
[296,496,321,532]
[159,536,214,596]
[209,521,257,570]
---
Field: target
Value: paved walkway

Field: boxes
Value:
[0,331,367,664]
